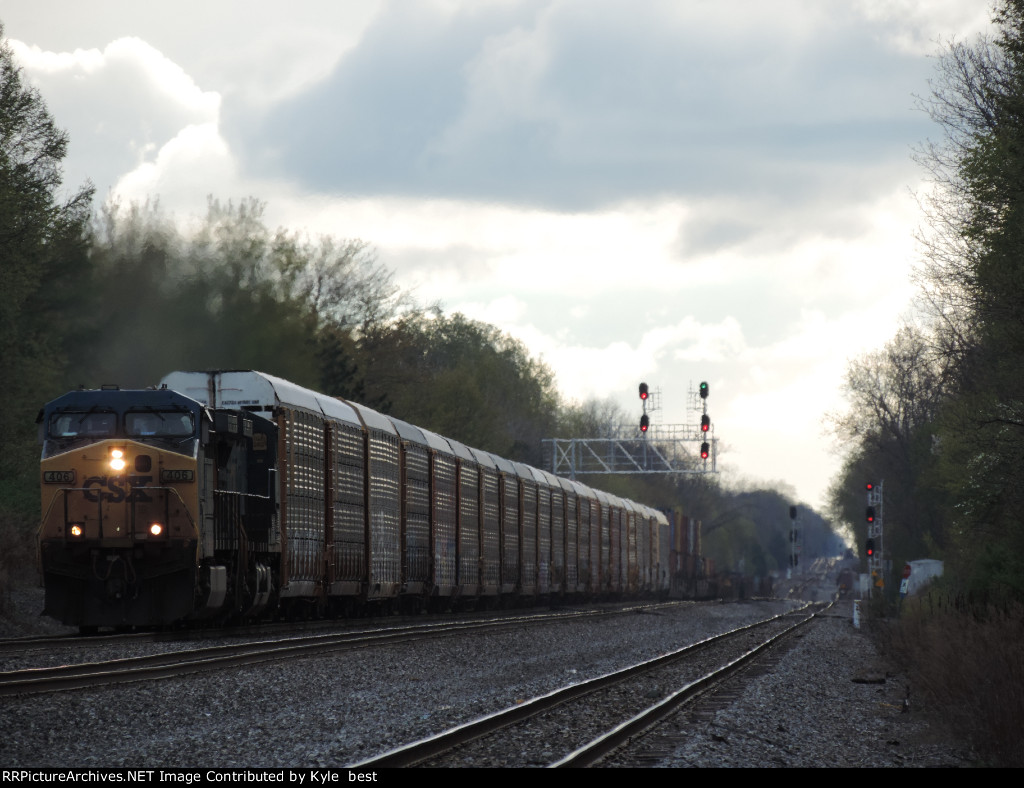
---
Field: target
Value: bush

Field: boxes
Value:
[878,593,1024,767]
[0,509,38,617]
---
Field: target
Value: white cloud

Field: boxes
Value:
[113,123,235,205]
[11,37,219,124]
[852,0,995,55]
[10,36,221,198]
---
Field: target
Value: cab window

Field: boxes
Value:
[125,410,194,438]
[49,411,116,438]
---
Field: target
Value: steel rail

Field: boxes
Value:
[347,602,818,768]
[0,603,673,696]
[551,601,827,767]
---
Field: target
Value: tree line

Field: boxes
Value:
[829,1,1024,605]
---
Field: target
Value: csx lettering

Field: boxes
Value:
[83,475,153,502]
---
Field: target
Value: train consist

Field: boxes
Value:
[37,370,701,632]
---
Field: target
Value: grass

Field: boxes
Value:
[0,512,38,619]
[874,592,1024,767]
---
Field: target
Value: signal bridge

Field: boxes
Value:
[543,380,717,478]
[543,425,717,478]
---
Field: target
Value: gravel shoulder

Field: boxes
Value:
[653,602,976,767]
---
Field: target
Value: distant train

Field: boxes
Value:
[38,370,681,632]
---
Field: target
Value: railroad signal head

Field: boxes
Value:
[865,482,874,492]
[699,381,709,399]
[639,382,649,400]
[866,538,875,557]
[640,414,650,433]
[866,506,876,524]
[701,414,710,433]
[700,441,710,460]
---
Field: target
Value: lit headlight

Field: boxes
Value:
[149,522,164,537]
[69,524,84,538]
[109,447,126,471]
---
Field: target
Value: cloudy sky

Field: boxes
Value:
[2,1,994,512]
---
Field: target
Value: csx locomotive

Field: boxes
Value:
[38,370,671,632]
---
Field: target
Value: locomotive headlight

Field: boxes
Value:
[69,523,84,538]
[149,522,164,537]
[109,447,126,471]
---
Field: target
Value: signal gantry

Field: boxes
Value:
[543,381,718,477]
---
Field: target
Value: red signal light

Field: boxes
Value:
[701,414,710,433]
[700,442,709,460]
[639,382,649,400]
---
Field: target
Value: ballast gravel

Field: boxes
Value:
[1,588,975,768]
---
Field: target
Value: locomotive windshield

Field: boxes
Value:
[41,390,203,459]
[125,409,194,438]
[49,411,117,438]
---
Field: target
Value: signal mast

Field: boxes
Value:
[865,481,884,592]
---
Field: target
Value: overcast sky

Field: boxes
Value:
[2,1,994,513]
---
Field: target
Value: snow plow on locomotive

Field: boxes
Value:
[37,370,680,632]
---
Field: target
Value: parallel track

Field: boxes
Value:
[348,601,825,768]
[0,602,680,696]
[556,602,827,767]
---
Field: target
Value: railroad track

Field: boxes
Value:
[0,602,682,696]
[0,630,157,656]
[348,601,827,768]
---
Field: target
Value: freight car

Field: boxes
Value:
[37,370,672,631]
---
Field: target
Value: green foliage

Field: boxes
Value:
[922,3,1024,600]
[73,197,405,392]
[709,488,842,575]
[324,311,561,465]
[0,26,93,519]
[827,325,956,564]
[830,1,1024,601]
[79,199,328,388]
[703,525,738,572]
[555,397,626,440]
[883,599,1024,766]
